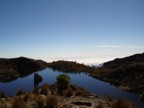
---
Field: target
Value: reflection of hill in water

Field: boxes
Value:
[0,57,47,82]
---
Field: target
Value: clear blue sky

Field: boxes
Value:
[0,0,144,64]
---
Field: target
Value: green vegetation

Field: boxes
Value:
[56,74,70,95]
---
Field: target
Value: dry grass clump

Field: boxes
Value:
[111,99,134,108]
[75,87,90,97]
[16,90,25,96]
[63,87,74,97]
[11,96,26,108]
[95,103,105,108]
[45,96,59,108]
[23,92,36,102]
[0,92,6,98]
[40,84,51,95]
[36,95,45,108]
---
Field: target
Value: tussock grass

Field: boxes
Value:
[40,84,51,95]
[0,92,6,98]
[23,92,36,102]
[63,87,74,97]
[11,96,26,108]
[45,96,59,108]
[96,103,104,108]
[111,99,134,108]
[16,90,25,96]
[36,95,45,108]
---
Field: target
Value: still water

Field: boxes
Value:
[0,68,143,108]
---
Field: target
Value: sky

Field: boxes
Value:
[0,0,144,65]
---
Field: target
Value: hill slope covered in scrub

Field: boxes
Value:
[90,52,144,102]
[0,57,47,82]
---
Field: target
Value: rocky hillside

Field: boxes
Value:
[91,52,144,92]
[0,57,47,82]
[103,52,144,68]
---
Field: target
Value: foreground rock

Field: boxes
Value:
[0,57,47,82]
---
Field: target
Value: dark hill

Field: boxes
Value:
[47,60,93,73]
[91,52,144,93]
[0,57,47,82]
[103,52,144,68]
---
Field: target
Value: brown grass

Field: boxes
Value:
[75,87,90,97]
[111,99,134,108]
[16,90,25,96]
[23,92,36,102]
[36,95,45,108]
[40,84,51,95]
[95,103,104,108]
[63,87,74,97]
[11,96,26,108]
[0,92,6,98]
[45,96,59,108]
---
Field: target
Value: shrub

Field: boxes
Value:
[11,97,26,108]
[45,96,58,108]
[56,74,70,95]
[16,90,25,96]
[111,99,134,108]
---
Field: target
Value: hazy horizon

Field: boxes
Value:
[0,0,144,65]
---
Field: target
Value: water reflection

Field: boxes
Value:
[0,68,143,108]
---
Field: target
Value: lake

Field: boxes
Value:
[0,68,143,108]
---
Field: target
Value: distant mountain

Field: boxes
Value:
[103,52,144,67]
[0,57,47,82]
